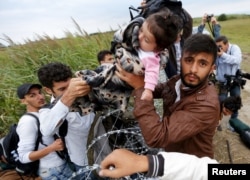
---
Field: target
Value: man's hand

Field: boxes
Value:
[217,48,224,57]
[1,155,8,164]
[201,13,208,24]
[61,77,91,107]
[99,149,148,178]
[49,138,64,152]
[115,62,144,89]
[211,16,218,24]
[141,0,146,7]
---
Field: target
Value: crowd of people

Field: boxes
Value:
[0,2,247,180]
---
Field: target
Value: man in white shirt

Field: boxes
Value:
[15,83,71,180]
[37,62,96,179]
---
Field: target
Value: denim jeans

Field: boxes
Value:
[39,163,73,180]
[219,84,241,118]
[70,164,98,180]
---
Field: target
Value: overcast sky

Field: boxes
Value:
[1,0,250,46]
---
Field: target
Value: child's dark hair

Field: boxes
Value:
[223,96,242,113]
[145,8,181,51]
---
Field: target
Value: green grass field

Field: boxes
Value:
[0,14,250,136]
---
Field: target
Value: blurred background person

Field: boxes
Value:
[197,13,221,38]
[215,35,242,122]
[97,50,114,65]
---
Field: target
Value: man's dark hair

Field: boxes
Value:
[37,62,73,89]
[215,35,228,44]
[182,34,218,64]
[97,50,112,63]
[223,96,242,113]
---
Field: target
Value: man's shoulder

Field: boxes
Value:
[195,82,218,99]
[17,113,39,132]
[40,98,68,110]
[168,75,180,83]
[230,43,241,51]
[19,113,38,122]
[41,103,53,109]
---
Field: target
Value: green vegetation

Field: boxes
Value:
[193,14,250,54]
[0,14,250,136]
[0,29,114,136]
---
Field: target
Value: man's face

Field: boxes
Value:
[222,106,233,116]
[180,51,215,87]
[23,88,46,110]
[100,54,114,64]
[45,78,71,98]
[216,41,228,53]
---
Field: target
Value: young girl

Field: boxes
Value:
[120,9,181,100]
[75,9,181,112]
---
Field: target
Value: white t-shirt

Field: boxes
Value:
[17,112,65,169]
[39,100,95,166]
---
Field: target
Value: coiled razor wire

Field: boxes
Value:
[87,128,149,154]
[68,109,160,180]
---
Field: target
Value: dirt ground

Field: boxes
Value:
[213,53,250,163]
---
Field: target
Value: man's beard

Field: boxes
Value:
[180,72,209,88]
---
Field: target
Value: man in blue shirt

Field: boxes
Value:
[215,35,242,119]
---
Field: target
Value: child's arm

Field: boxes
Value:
[141,89,153,101]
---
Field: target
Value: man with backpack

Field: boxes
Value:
[37,62,96,179]
[0,83,68,179]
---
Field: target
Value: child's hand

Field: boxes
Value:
[141,89,153,101]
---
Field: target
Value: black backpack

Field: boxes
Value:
[129,0,193,40]
[0,113,41,177]
[53,119,76,172]
[43,99,76,172]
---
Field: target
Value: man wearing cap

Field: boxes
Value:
[0,83,73,179]
[17,83,45,109]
